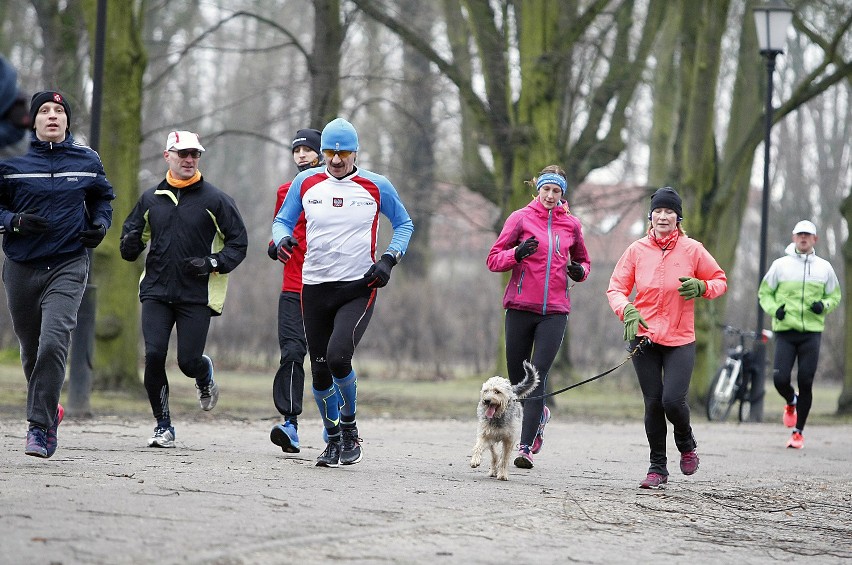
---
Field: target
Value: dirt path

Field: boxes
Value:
[1,416,850,564]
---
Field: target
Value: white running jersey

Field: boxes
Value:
[272,167,413,285]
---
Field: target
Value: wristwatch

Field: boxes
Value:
[208,256,219,270]
[385,249,403,265]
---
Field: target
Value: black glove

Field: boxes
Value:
[811,301,824,314]
[775,305,786,320]
[119,230,145,260]
[78,224,106,248]
[364,254,396,288]
[276,236,298,264]
[267,241,278,261]
[11,209,49,235]
[567,261,585,282]
[182,256,216,276]
[514,236,538,262]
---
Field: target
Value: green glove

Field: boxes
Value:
[622,304,648,341]
[677,277,706,300]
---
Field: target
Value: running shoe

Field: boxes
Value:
[147,426,176,448]
[316,439,341,467]
[270,420,300,453]
[340,426,362,465]
[513,444,534,469]
[639,472,668,489]
[786,431,804,449]
[46,403,64,458]
[783,403,797,428]
[25,426,49,458]
[680,450,699,475]
[531,405,551,454]
[196,355,219,411]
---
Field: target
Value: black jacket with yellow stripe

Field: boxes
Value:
[120,176,247,314]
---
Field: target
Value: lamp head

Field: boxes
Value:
[753,0,793,54]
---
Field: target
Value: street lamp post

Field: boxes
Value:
[750,0,793,422]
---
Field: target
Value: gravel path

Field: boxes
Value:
[1,416,850,564]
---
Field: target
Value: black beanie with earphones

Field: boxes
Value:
[649,187,683,219]
[292,128,321,155]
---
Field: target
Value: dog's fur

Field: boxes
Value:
[470,360,540,480]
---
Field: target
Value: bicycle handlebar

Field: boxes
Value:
[718,324,773,342]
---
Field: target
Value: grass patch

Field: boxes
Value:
[0,360,848,425]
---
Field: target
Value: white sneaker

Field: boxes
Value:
[196,355,219,411]
[147,426,175,448]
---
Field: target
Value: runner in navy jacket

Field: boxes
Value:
[0,91,114,459]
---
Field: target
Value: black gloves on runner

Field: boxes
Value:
[79,224,107,248]
[364,253,396,288]
[775,305,786,320]
[514,236,538,262]
[567,261,585,282]
[811,301,824,314]
[267,241,278,261]
[183,256,217,276]
[120,230,145,260]
[11,209,49,235]
[276,236,298,264]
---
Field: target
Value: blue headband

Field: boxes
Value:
[536,173,567,194]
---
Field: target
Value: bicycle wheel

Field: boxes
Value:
[707,364,739,421]
[738,398,752,422]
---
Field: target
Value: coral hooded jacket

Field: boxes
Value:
[607,233,727,346]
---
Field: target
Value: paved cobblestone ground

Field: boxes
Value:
[1,416,850,564]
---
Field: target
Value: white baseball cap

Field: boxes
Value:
[165,130,205,152]
[792,220,817,235]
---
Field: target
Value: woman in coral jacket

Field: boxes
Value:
[487,165,590,471]
[607,187,727,490]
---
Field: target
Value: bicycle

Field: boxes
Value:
[706,325,772,422]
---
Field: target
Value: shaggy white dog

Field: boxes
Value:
[470,360,540,480]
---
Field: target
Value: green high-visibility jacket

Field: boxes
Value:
[758,243,841,333]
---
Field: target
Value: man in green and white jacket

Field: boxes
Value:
[758,220,841,450]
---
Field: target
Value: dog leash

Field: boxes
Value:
[524,337,650,401]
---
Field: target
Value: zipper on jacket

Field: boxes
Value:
[517,269,525,294]
[542,210,553,315]
[799,254,809,328]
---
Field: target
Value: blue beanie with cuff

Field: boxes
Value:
[321,118,359,152]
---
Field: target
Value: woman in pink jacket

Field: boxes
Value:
[607,187,726,489]
[487,166,590,470]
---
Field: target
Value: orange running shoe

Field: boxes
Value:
[783,403,797,428]
[786,431,804,449]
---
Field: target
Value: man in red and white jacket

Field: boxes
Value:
[267,128,324,454]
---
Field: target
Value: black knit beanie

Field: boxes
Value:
[292,128,321,155]
[29,91,71,132]
[649,187,683,219]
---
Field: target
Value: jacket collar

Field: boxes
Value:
[527,197,565,218]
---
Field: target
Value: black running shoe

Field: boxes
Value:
[316,439,341,467]
[340,426,362,465]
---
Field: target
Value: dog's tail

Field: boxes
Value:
[513,360,540,399]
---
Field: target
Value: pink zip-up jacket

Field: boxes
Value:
[487,199,590,315]
[607,232,727,346]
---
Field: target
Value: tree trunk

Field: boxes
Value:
[839,193,852,414]
[83,0,147,390]
[393,0,435,278]
[311,0,342,127]
[30,0,88,111]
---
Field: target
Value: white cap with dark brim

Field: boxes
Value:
[165,130,205,152]
[792,220,817,235]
